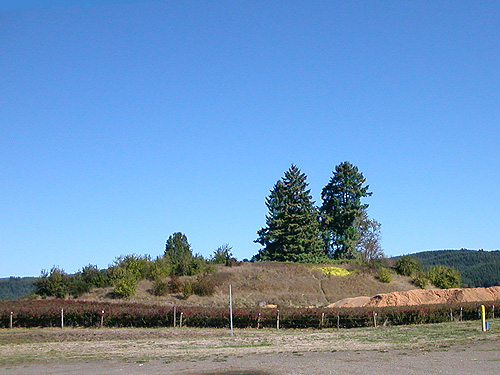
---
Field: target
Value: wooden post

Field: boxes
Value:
[493,305,495,319]
[9,312,13,329]
[450,308,453,322]
[277,309,280,330]
[337,312,340,330]
[173,306,177,328]
[460,307,463,321]
[320,312,325,329]
[373,312,377,328]
[257,313,261,329]
[100,310,104,328]
[61,308,64,329]
[180,312,183,328]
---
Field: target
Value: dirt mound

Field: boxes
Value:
[329,286,500,308]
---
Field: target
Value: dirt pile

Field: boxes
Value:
[329,286,500,308]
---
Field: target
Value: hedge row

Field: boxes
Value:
[0,299,498,329]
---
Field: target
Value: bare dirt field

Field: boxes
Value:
[1,321,500,374]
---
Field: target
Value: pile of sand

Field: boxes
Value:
[328,286,500,308]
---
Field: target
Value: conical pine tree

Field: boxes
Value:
[255,165,325,263]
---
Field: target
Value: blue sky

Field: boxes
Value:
[1,1,499,277]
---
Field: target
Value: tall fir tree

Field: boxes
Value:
[320,161,372,259]
[254,165,324,263]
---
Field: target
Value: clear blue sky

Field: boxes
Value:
[1,1,499,277]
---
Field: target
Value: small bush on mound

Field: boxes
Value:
[152,280,169,296]
[193,276,216,296]
[411,272,429,289]
[168,275,183,293]
[313,266,353,277]
[395,255,422,276]
[376,268,392,283]
[182,280,193,299]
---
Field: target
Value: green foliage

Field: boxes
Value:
[411,272,429,289]
[395,255,422,277]
[182,280,193,299]
[0,277,36,301]
[192,276,216,296]
[146,257,172,281]
[427,265,461,289]
[376,268,393,283]
[111,268,138,298]
[255,165,325,263]
[210,244,233,265]
[109,257,150,299]
[412,249,500,287]
[34,267,71,298]
[164,232,196,276]
[320,161,372,259]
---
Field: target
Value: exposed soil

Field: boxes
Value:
[329,286,500,308]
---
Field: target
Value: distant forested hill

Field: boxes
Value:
[0,277,37,300]
[411,249,500,288]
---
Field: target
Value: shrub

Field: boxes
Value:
[168,275,183,293]
[152,280,169,296]
[376,268,392,283]
[427,266,461,289]
[394,255,422,276]
[411,272,429,289]
[192,276,216,296]
[182,280,193,299]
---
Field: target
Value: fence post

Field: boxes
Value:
[450,308,453,322]
[320,312,325,329]
[10,312,13,329]
[493,305,495,319]
[100,310,105,328]
[61,309,64,329]
[481,305,487,332]
[460,307,463,321]
[173,306,176,328]
[373,312,377,328]
[277,310,280,330]
[257,313,261,329]
[337,312,340,330]
[180,312,183,328]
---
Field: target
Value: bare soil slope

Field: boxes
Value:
[330,286,500,308]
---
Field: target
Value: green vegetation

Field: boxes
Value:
[394,255,461,289]
[320,161,372,259]
[254,165,326,263]
[0,277,36,301]
[376,268,393,283]
[254,162,382,264]
[412,249,500,287]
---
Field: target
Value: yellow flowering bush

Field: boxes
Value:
[313,266,353,277]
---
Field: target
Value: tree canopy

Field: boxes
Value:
[254,165,325,263]
[320,161,372,259]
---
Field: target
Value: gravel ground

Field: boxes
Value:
[1,342,500,375]
[1,323,499,374]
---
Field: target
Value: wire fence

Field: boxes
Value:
[1,299,498,329]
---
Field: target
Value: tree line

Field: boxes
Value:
[254,162,383,263]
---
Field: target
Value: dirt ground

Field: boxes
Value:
[1,323,500,374]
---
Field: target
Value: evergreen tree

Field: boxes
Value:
[164,232,194,275]
[254,165,324,263]
[320,161,372,259]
